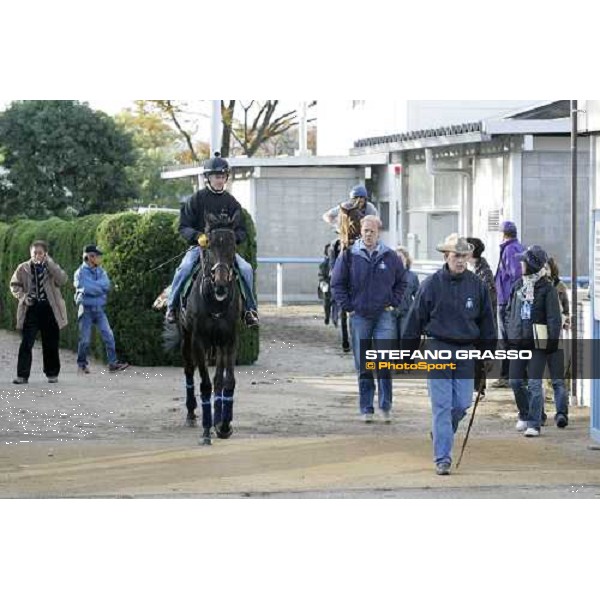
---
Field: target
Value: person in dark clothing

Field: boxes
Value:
[165,153,259,327]
[10,241,69,384]
[331,215,406,423]
[492,221,525,388]
[402,234,496,475]
[467,237,497,397]
[506,245,562,437]
[394,246,420,341]
[544,257,570,427]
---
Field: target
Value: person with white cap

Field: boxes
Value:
[402,233,496,475]
[73,244,129,374]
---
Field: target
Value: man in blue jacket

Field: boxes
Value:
[402,234,496,475]
[74,245,129,374]
[331,215,406,423]
[493,221,525,387]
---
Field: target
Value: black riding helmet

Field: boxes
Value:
[203,152,230,194]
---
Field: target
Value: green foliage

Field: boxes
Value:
[0,211,259,366]
[0,101,137,221]
[114,106,193,207]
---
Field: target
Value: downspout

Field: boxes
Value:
[425,148,473,236]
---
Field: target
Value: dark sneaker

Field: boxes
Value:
[556,413,569,428]
[12,377,28,385]
[244,310,259,327]
[78,366,91,375]
[165,308,177,324]
[436,462,451,476]
[47,376,59,383]
[109,362,129,372]
[491,378,510,389]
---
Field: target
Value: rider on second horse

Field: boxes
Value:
[165,153,259,327]
[322,184,378,232]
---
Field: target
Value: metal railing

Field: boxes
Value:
[257,257,322,307]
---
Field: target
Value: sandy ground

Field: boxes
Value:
[1,304,600,498]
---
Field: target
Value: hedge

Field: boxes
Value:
[0,210,259,366]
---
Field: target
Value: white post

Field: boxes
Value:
[296,101,308,156]
[210,100,222,156]
[276,263,284,308]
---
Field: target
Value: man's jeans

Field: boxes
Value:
[167,246,256,312]
[426,339,474,466]
[498,304,510,379]
[77,307,117,367]
[509,349,548,428]
[350,311,396,415]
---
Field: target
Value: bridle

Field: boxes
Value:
[200,227,236,313]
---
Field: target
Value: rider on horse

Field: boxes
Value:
[321,183,379,274]
[165,152,259,327]
[322,184,378,233]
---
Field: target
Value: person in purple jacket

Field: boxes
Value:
[492,221,525,388]
[331,215,406,423]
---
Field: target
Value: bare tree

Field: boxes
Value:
[144,100,316,160]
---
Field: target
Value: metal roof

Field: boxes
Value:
[354,122,483,148]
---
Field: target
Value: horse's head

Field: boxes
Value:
[338,201,363,249]
[204,210,237,302]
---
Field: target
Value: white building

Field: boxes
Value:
[317,100,548,156]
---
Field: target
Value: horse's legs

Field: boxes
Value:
[220,345,236,437]
[213,346,225,431]
[182,331,197,426]
[196,345,213,445]
[341,310,351,352]
[194,342,212,444]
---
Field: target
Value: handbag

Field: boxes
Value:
[533,323,548,350]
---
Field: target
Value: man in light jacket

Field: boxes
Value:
[74,244,129,374]
[10,240,68,384]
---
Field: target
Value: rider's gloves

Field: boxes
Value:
[198,233,209,248]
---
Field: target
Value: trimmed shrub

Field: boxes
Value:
[0,210,259,365]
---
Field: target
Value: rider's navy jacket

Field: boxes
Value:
[331,240,406,318]
[402,264,496,350]
[73,263,111,309]
[179,188,247,246]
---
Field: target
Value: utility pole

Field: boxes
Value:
[571,99,578,405]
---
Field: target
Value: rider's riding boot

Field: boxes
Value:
[244,309,259,327]
[165,307,177,324]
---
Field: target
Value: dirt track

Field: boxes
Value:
[1,304,599,498]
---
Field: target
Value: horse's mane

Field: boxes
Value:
[338,203,362,249]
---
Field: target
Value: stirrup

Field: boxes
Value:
[244,310,259,327]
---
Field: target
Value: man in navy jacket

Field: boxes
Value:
[402,234,496,475]
[331,215,406,423]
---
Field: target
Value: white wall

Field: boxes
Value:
[317,100,548,155]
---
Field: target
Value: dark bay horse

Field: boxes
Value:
[322,201,363,352]
[165,212,241,445]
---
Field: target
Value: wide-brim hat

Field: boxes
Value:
[436,233,474,254]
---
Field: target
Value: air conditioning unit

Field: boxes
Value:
[487,209,501,231]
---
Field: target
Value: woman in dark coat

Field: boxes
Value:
[395,246,420,341]
[467,237,497,396]
[506,245,562,438]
